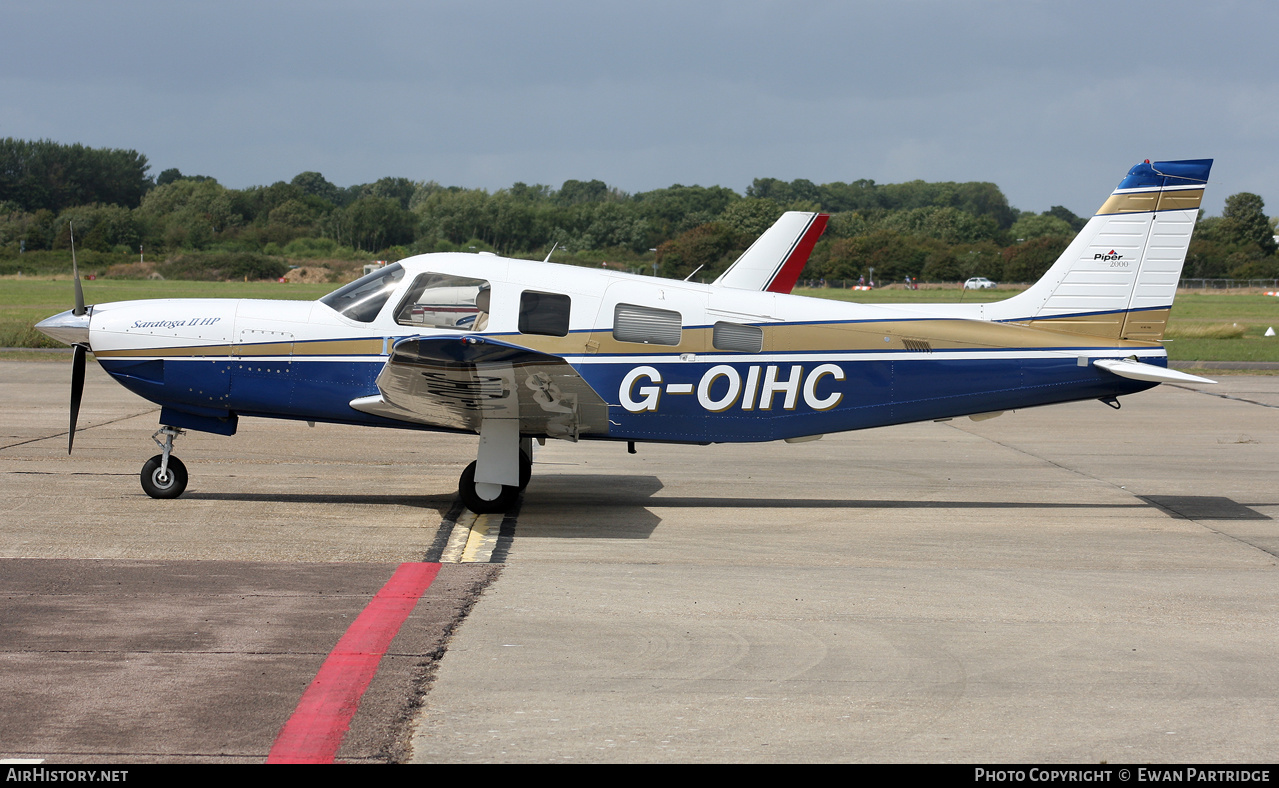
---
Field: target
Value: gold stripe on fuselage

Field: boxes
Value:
[753,318,1159,353]
[522,318,1157,356]
[94,337,386,359]
[94,344,235,358]
[1021,308,1171,342]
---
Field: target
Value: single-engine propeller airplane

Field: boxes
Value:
[37,158,1214,513]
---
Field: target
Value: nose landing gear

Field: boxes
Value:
[141,426,188,499]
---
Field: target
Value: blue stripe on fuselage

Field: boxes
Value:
[100,351,1157,442]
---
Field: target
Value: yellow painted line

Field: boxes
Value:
[439,511,477,563]
[439,510,502,563]
[460,514,498,563]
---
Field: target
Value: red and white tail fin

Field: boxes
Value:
[713,211,828,293]
[987,159,1212,341]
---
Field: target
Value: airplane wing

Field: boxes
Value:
[712,211,829,293]
[349,335,612,441]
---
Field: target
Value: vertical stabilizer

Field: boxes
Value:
[986,159,1212,340]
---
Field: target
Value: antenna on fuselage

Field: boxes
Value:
[543,242,559,263]
[683,264,704,282]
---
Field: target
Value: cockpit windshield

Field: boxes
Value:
[319,263,405,323]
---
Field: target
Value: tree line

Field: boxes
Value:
[1,137,1275,284]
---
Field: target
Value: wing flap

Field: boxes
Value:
[350,335,612,440]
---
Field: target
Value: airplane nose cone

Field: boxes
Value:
[35,309,91,346]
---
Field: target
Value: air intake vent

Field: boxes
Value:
[614,303,682,346]
[712,321,763,353]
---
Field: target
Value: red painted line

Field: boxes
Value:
[267,561,441,764]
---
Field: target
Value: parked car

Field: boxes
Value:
[964,277,996,290]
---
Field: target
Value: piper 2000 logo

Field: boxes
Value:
[620,364,845,413]
[1095,250,1128,267]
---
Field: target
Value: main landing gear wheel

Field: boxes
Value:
[518,449,532,491]
[458,460,520,514]
[141,454,188,499]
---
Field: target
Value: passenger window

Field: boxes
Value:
[320,263,404,323]
[394,274,491,330]
[712,321,763,353]
[519,291,571,337]
[613,303,682,346]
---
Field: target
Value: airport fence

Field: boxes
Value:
[795,278,1279,291]
[1179,278,1279,290]
[796,279,1021,290]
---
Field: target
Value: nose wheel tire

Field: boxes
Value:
[141,454,188,499]
[459,461,519,514]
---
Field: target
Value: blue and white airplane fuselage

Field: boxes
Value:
[37,159,1216,512]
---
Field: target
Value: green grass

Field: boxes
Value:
[1175,367,1279,376]
[1164,323,1247,340]
[1159,296,1279,361]
[1158,298,1275,362]
[1162,336,1278,363]
[1159,292,1279,324]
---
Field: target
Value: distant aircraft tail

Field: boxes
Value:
[713,211,829,293]
[986,159,1212,341]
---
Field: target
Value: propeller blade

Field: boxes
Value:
[69,344,85,454]
[73,272,85,317]
[70,222,86,316]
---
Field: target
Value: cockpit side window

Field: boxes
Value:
[394,273,491,330]
[319,263,404,323]
[518,290,571,337]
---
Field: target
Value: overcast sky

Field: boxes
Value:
[3,1,1275,217]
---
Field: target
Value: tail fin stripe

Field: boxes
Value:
[1098,187,1204,215]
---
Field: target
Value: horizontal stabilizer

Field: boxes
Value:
[1093,358,1216,385]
